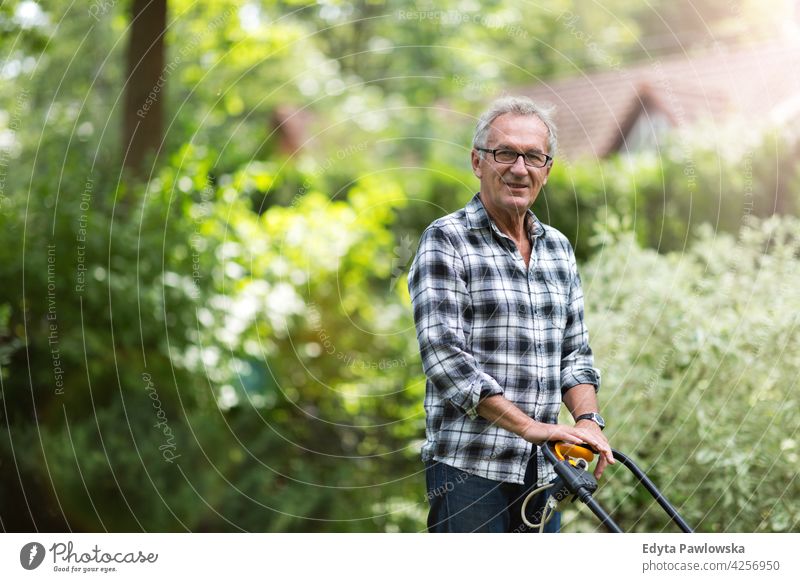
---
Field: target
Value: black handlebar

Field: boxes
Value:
[541,443,694,533]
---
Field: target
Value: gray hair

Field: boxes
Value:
[472,96,558,158]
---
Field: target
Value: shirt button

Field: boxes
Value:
[518,305,526,315]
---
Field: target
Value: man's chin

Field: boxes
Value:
[496,196,534,216]
[503,189,531,204]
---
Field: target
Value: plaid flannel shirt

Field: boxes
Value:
[408,193,600,485]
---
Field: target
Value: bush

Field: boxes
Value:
[0,145,428,532]
[564,215,800,532]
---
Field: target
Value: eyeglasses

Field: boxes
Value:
[476,148,553,168]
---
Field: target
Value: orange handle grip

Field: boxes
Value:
[554,442,596,465]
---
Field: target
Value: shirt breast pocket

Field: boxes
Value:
[542,273,571,329]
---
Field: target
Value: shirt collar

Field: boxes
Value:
[465,192,546,239]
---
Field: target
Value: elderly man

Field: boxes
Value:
[408,96,614,533]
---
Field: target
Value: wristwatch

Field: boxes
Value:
[576,412,605,430]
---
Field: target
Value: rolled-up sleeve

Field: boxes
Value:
[560,248,601,394]
[408,226,504,419]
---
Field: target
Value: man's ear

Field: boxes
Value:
[542,160,553,185]
[471,149,482,178]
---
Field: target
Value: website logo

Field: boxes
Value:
[389,233,415,291]
[20,542,46,570]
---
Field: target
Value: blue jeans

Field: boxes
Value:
[425,457,562,533]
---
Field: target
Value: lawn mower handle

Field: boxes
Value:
[542,442,694,533]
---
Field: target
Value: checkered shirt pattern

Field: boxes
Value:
[408,193,600,485]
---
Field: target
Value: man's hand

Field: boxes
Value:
[561,383,614,479]
[476,394,615,477]
[574,419,613,479]
[519,420,614,478]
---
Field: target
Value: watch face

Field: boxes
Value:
[580,413,605,427]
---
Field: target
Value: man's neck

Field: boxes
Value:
[480,195,530,243]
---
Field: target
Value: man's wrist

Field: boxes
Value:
[575,412,605,430]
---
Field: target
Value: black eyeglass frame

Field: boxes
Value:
[475,147,553,168]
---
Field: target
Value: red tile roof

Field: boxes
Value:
[513,41,800,159]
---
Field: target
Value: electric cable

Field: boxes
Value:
[520,482,555,531]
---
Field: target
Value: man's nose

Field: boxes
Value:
[510,155,528,174]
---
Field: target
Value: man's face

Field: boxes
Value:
[471,113,553,217]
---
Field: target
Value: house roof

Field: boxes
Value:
[514,40,800,159]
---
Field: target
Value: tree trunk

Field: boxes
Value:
[122,0,168,177]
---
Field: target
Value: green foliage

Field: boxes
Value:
[566,216,800,532]
[539,124,800,260]
[0,138,428,530]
